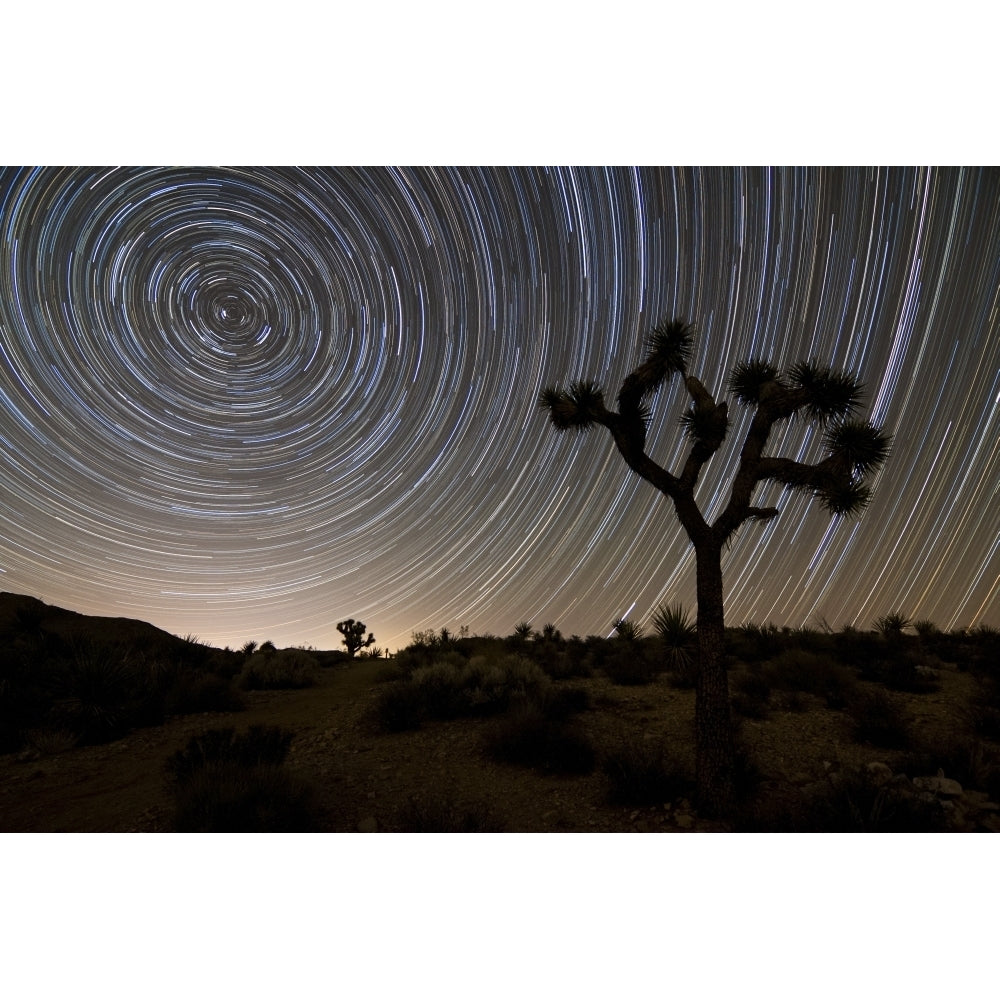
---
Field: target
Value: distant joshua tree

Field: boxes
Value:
[540,317,890,814]
[336,619,376,658]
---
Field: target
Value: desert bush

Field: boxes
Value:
[165,725,316,832]
[538,648,593,680]
[483,700,596,775]
[166,725,293,782]
[771,689,810,712]
[165,671,244,715]
[833,627,882,667]
[802,767,946,832]
[730,621,783,662]
[602,642,661,686]
[172,762,320,832]
[602,738,695,806]
[848,689,912,748]
[861,657,940,694]
[237,648,317,690]
[730,670,771,719]
[761,649,856,708]
[537,685,591,720]
[373,653,550,731]
[898,735,999,795]
[395,794,504,832]
[374,683,427,732]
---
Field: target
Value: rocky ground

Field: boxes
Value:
[2,656,998,832]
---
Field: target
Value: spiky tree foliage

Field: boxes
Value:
[874,613,912,639]
[336,619,376,657]
[540,316,891,816]
[612,618,645,642]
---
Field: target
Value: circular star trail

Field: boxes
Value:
[0,167,998,648]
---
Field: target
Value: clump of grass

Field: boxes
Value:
[848,689,912,748]
[602,738,695,806]
[484,700,596,775]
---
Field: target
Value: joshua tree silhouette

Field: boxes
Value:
[540,318,891,815]
[336,618,376,658]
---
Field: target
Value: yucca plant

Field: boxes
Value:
[874,613,912,639]
[652,602,696,676]
[612,617,644,642]
[540,315,891,815]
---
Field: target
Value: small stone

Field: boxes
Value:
[636,820,651,833]
[357,815,378,833]
[913,775,963,797]
[675,814,694,829]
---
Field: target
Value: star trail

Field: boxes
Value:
[0,166,998,650]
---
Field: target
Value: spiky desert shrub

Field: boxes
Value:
[236,648,318,690]
[874,613,912,639]
[652,602,696,668]
[602,738,695,806]
[50,642,163,744]
[483,700,596,775]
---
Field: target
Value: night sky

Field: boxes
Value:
[2,166,998,650]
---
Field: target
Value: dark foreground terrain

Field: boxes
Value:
[2,593,999,832]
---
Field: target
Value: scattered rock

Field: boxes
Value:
[357,815,378,833]
[912,775,963,797]
[675,814,693,829]
[865,762,894,786]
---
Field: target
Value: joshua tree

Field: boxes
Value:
[336,618,376,658]
[540,318,891,815]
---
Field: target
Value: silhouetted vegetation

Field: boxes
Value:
[602,738,695,806]
[540,317,891,815]
[5,593,1000,832]
[165,725,319,832]
[337,618,376,657]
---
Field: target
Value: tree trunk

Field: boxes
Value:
[694,540,736,817]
